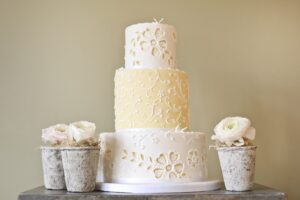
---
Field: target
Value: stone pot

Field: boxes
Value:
[217,146,257,191]
[41,146,66,190]
[61,147,100,192]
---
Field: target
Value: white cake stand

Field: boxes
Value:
[96,180,222,193]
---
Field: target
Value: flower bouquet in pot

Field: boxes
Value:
[61,121,100,192]
[41,124,69,190]
[211,117,256,191]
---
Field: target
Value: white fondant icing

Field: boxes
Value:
[125,23,177,69]
[116,127,187,133]
[97,130,207,183]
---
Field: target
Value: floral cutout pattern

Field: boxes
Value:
[187,149,201,168]
[151,134,160,144]
[165,131,175,141]
[153,152,186,180]
[128,26,176,67]
[129,39,141,66]
[122,150,146,167]
[131,134,147,150]
[139,28,167,58]
[121,150,186,180]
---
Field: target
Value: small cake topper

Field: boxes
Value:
[153,18,164,24]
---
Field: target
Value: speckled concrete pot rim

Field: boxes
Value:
[217,145,257,152]
[40,146,61,150]
[60,146,100,151]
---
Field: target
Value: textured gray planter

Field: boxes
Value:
[41,146,66,190]
[217,146,257,191]
[61,147,100,192]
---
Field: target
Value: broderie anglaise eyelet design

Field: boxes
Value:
[121,150,186,180]
[165,132,175,141]
[153,152,186,180]
[187,149,201,168]
[139,28,167,58]
[129,36,141,67]
[122,150,146,167]
[127,25,175,67]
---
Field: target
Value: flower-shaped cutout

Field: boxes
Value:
[187,149,200,168]
[139,28,167,58]
[153,152,185,180]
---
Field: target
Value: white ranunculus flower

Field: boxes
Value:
[69,121,96,143]
[212,117,256,147]
[42,124,69,146]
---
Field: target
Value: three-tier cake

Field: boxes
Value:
[98,21,209,184]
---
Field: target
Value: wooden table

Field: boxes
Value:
[18,184,286,200]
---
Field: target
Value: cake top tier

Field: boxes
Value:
[125,21,177,69]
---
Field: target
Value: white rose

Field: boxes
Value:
[42,124,69,146]
[212,117,256,147]
[69,121,96,143]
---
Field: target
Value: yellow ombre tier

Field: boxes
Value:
[115,68,189,130]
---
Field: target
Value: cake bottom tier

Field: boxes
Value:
[97,130,208,183]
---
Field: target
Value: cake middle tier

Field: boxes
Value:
[115,68,189,130]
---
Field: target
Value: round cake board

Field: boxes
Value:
[96,180,222,193]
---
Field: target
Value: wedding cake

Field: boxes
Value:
[98,21,208,184]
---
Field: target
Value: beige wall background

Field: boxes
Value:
[0,0,299,199]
